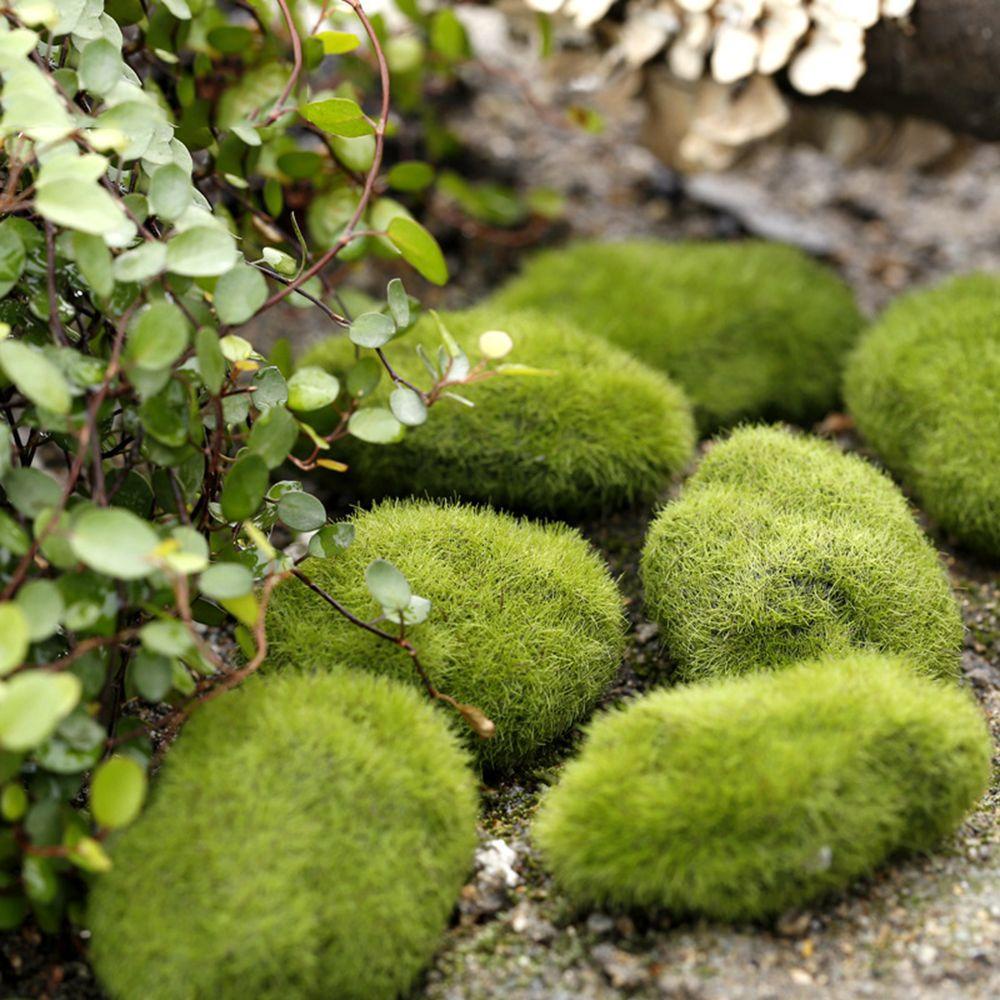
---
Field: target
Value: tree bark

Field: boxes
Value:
[855,0,1000,140]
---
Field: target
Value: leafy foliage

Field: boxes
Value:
[491,240,864,431]
[0,0,515,934]
[845,274,1000,558]
[302,308,697,514]
[88,670,478,1000]
[535,653,991,922]
[264,499,627,770]
[641,426,963,681]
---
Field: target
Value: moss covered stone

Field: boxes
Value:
[88,670,477,1000]
[535,654,991,922]
[491,240,864,431]
[265,500,626,771]
[302,308,695,515]
[845,273,1000,558]
[641,426,962,681]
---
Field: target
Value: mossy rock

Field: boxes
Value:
[845,273,1000,558]
[87,671,478,1000]
[535,653,991,922]
[265,500,626,771]
[490,240,864,432]
[302,308,695,515]
[641,425,962,681]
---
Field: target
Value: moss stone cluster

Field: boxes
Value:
[303,307,696,516]
[641,425,962,682]
[87,671,478,1000]
[534,654,991,922]
[264,500,626,771]
[491,240,864,431]
[845,273,1000,559]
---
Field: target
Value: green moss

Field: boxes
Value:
[844,273,1000,558]
[302,308,695,515]
[265,500,626,771]
[641,426,962,681]
[535,653,991,922]
[87,670,477,1000]
[490,240,864,432]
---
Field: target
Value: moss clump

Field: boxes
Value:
[265,500,626,771]
[490,240,864,432]
[844,274,1000,558]
[641,426,962,681]
[302,308,695,515]
[535,653,991,922]
[88,671,477,1000]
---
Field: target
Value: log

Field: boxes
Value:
[856,0,1000,140]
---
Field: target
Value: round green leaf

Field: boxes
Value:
[386,161,435,194]
[347,407,403,444]
[0,224,26,299]
[389,386,427,426]
[386,277,410,328]
[126,301,190,371]
[0,340,72,415]
[349,312,396,349]
[0,603,30,676]
[286,366,341,411]
[140,619,193,657]
[79,38,122,96]
[0,671,81,752]
[166,226,238,277]
[3,467,61,517]
[246,404,298,469]
[220,453,268,521]
[195,326,225,395]
[90,755,147,830]
[299,97,373,138]
[129,649,174,702]
[199,563,253,600]
[307,521,355,558]
[112,241,166,283]
[15,580,63,642]
[346,356,382,398]
[386,216,448,286]
[149,164,192,222]
[70,507,160,580]
[214,263,268,325]
[276,491,325,532]
[364,559,411,613]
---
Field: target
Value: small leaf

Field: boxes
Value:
[79,38,122,96]
[15,580,63,643]
[220,453,268,521]
[126,301,190,371]
[0,603,30,676]
[286,366,340,411]
[199,563,254,600]
[140,619,193,657]
[112,241,166,283]
[72,232,114,298]
[129,650,174,702]
[386,277,410,328]
[70,507,160,580]
[251,366,288,412]
[346,356,382,398]
[365,559,411,613]
[389,386,427,426]
[90,756,147,830]
[299,97,374,138]
[307,522,354,558]
[0,672,81,752]
[166,226,238,277]
[386,217,448,285]
[347,407,403,444]
[0,341,72,415]
[349,311,396,349]
[246,404,298,469]
[316,31,360,55]
[386,161,435,193]
[276,491,326,532]
[0,224,26,299]
[149,164,192,222]
[214,263,268,325]
[195,327,226,394]
[401,593,431,625]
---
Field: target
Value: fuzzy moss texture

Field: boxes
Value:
[641,426,962,681]
[845,273,1000,559]
[534,654,991,922]
[264,500,626,771]
[87,671,478,1000]
[490,240,864,432]
[302,308,695,515]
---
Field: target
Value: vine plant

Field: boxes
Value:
[0,0,522,933]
